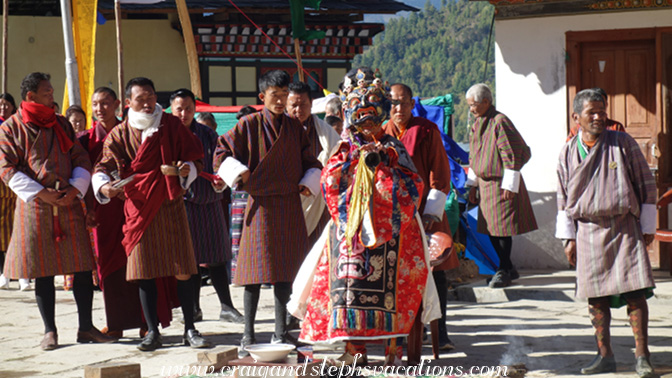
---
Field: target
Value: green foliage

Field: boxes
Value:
[353,0,495,143]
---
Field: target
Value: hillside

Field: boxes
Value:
[354,0,495,143]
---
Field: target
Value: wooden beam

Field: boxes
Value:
[99,7,400,16]
[176,0,202,99]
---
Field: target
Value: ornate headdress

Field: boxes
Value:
[339,68,391,137]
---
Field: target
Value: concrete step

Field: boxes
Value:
[449,269,672,304]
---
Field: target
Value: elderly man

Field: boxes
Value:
[556,89,656,377]
[214,70,322,356]
[286,81,340,245]
[93,77,208,351]
[324,96,342,118]
[383,83,457,350]
[0,72,113,350]
[566,87,625,141]
[465,83,537,288]
[170,88,243,324]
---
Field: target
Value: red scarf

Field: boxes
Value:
[121,114,204,255]
[20,101,74,153]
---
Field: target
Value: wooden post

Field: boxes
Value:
[115,0,124,105]
[175,0,202,99]
[294,38,304,82]
[2,0,8,93]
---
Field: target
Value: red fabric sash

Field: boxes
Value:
[20,101,74,153]
[121,114,204,256]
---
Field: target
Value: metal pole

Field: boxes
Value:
[2,0,8,93]
[60,0,81,106]
[115,0,124,105]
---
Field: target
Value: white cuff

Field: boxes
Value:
[640,203,657,235]
[501,169,521,193]
[423,189,447,220]
[466,168,478,187]
[217,157,249,189]
[69,166,91,198]
[92,172,112,204]
[299,168,322,196]
[555,210,576,239]
[8,171,44,203]
[212,182,226,193]
[180,161,197,189]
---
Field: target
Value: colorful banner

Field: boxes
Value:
[63,0,98,130]
[289,0,325,41]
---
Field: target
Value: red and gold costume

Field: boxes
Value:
[290,70,440,363]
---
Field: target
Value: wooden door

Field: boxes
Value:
[580,40,657,168]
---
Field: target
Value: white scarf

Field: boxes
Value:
[128,104,163,143]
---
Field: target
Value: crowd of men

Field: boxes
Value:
[0,69,657,377]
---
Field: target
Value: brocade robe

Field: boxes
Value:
[556,130,656,299]
[468,106,537,236]
[291,135,440,343]
[0,111,94,278]
[214,108,322,285]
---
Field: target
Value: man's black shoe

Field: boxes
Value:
[286,314,301,330]
[184,329,210,348]
[271,332,307,347]
[220,305,244,324]
[489,270,512,288]
[439,335,455,351]
[137,330,162,352]
[635,355,654,378]
[239,335,255,358]
[580,354,616,375]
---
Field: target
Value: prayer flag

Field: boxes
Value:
[289,0,326,41]
[63,0,98,130]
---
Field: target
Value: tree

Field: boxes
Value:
[353,0,495,142]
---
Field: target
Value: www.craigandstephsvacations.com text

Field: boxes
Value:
[160,355,510,377]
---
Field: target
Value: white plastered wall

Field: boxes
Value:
[1,16,190,104]
[494,9,672,269]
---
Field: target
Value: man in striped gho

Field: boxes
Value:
[0,72,114,350]
[556,88,656,377]
[465,83,538,288]
[93,77,208,352]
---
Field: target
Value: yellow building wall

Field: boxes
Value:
[2,16,189,107]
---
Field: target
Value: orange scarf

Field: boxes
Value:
[20,101,73,153]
